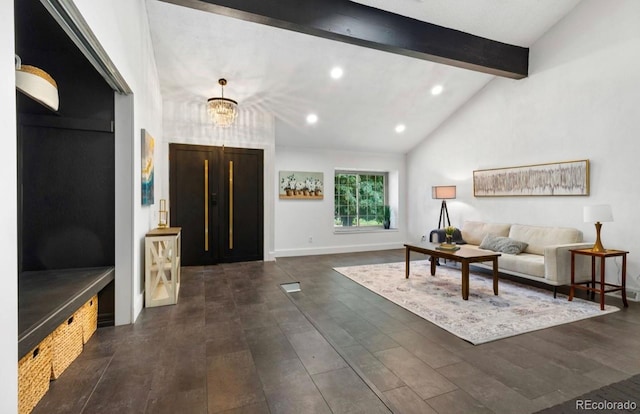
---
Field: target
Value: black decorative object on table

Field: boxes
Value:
[383,205,391,229]
[429,229,466,245]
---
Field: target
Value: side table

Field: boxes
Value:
[145,227,182,307]
[568,248,629,310]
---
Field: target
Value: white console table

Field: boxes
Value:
[145,227,181,307]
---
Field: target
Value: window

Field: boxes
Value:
[334,171,387,228]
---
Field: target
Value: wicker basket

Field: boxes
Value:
[18,335,52,414]
[78,295,98,344]
[50,314,83,380]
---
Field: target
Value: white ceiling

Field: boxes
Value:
[146,0,581,154]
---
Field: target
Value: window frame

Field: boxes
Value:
[334,170,388,231]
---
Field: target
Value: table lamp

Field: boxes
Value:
[432,185,456,229]
[158,199,168,229]
[583,204,613,252]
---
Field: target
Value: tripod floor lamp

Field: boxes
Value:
[432,185,456,229]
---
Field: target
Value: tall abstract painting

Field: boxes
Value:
[141,129,155,205]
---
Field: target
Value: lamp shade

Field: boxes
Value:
[583,205,613,223]
[15,55,59,111]
[432,185,456,199]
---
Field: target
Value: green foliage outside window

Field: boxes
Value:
[334,172,386,227]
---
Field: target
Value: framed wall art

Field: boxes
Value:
[473,159,589,197]
[279,171,324,199]
[141,129,155,205]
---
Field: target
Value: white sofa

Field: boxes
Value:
[459,221,592,296]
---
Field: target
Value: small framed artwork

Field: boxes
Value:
[473,159,589,197]
[279,171,324,199]
[141,129,155,205]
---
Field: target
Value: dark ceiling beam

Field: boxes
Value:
[160,0,529,79]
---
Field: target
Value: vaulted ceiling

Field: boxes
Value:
[147,0,581,154]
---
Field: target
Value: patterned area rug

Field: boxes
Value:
[334,261,619,345]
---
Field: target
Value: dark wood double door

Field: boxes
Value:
[169,144,263,266]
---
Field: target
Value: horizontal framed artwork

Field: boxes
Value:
[279,171,324,199]
[473,159,589,197]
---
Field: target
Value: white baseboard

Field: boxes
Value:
[274,242,404,258]
[607,288,640,302]
[133,292,144,322]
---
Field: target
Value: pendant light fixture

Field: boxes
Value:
[207,78,238,127]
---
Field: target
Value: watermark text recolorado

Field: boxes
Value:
[576,399,637,410]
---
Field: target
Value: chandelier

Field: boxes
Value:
[207,78,238,127]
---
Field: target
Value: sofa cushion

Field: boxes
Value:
[508,224,583,255]
[479,234,528,255]
[461,221,511,245]
[463,245,545,278]
[499,252,545,278]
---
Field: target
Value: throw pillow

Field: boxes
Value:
[479,234,528,255]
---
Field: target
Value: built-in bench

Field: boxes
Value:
[18,267,115,359]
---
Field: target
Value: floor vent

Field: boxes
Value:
[280,282,301,293]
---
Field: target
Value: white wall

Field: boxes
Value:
[74,0,163,322]
[162,101,277,260]
[407,0,640,293]
[1,1,18,411]
[275,146,407,256]
[162,104,408,259]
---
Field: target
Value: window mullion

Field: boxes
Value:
[355,174,360,227]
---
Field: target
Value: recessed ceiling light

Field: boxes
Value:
[395,124,406,133]
[330,67,343,79]
[431,85,443,95]
[306,113,318,124]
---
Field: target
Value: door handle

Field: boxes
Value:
[204,159,209,252]
[229,160,234,250]
[211,193,218,206]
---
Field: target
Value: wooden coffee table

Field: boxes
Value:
[404,242,501,300]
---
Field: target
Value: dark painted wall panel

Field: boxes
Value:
[15,0,116,324]
[20,125,115,270]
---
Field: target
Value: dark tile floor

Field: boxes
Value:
[538,372,640,413]
[32,250,640,413]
